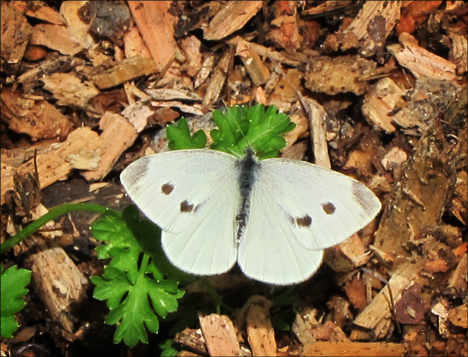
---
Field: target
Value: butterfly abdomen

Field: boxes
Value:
[235,149,259,243]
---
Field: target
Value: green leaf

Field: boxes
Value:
[166,118,207,150]
[159,339,180,356]
[90,210,185,348]
[1,265,31,338]
[210,104,296,159]
[165,104,295,159]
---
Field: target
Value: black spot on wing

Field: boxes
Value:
[179,200,203,214]
[161,183,174,195]
[322,202,336,215]
[180,200,195,213]
[296,215,313,228]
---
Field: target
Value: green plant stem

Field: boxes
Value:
[1,203,110,255]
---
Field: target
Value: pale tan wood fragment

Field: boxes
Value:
[41,73,99,108]
[128,1,179,72]
[1,162,16,205]
[302,1,350,16]
[1,141,57,168]
[244,296,276,357]
[1,89,73,140]
[236,40,270,86]
[121,102,154,133]
[325,233,371,272]
[17,55,84,85]
[292,307,320,344]
[123,26,152,59]
[9,128,101,195]
[302,341,405,356]
[30,24,84,56]
[204,1,262,41]
[27,238,89,333]
[227,37,301,66]
[344,1,400,41]
[447,304,468,328]
[447,253,467,297]
[151,101,204,116]
[354,260,426,330]
[1,3,32,66]
[60,1,96,50]
[180,35,203,77]
[362,77,408,133]
[145,89,202,102]
[90,57,158,90]
[202,49,232,108]
[199,314,241,356]
[447,23,468,76]
[302,97,330,169]
[195,55,215,88]
[387,33,457,81]
[13,1,67,25]
[81,113,138,181]
[174,328,208,356]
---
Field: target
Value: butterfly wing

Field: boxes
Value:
[121,149,240,275]
[237,183,324,284]
[238,158,381,285]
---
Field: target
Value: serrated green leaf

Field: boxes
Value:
[209,104,295,159]
[1,265,31,338]
[159,339,180,356]
[166,118,207,150]
[90,211,185,348]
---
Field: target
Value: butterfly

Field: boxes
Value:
[120,147,381,285]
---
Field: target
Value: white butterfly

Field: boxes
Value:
[120,147,381,285]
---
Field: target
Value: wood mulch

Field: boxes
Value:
[1,1,467,356]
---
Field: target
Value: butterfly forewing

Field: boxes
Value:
[121,149,240,275]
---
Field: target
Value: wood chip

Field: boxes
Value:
[30,24,84,56]
[447,304,468,328]
[202,49,232,108]
[199,314,240,356]
[447,253,467,297]
[26,237,89,333]
[1,88,74,140]
[301,341,405,356]
[90,56,158,90]
[1,3,32,69]
[245,296,276,357]
[128,1,179,71]
[81,112,138,181]
[236,40,270,86]
[387,33,457,81]
[41,73,99,108]
[354,260,426,330]
[204,1,262,41]
[13,1,67,25]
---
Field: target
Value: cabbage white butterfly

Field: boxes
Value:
[120,146,381,285]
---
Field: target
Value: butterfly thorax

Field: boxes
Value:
[235,148,258,243]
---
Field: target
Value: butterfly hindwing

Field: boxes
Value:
[237,177,324,285]
[121,149,240,275]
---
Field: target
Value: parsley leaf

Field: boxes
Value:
[1,265,31,338]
